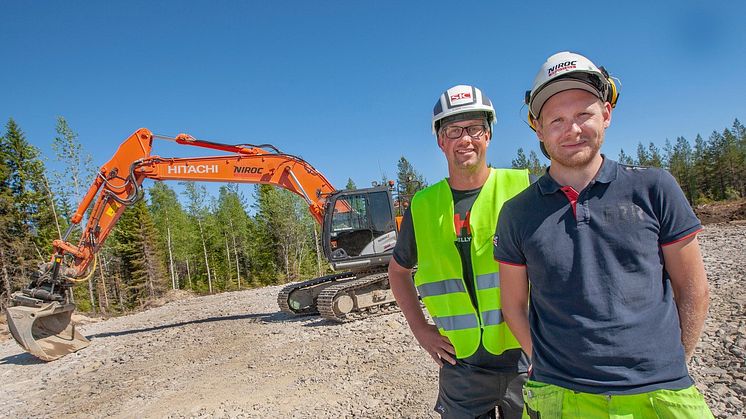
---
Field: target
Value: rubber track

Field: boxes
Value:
[316,271,400,322]
[277,272,356,315]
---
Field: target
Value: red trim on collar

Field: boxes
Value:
[560,186,579,217]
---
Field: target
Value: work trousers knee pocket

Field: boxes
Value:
[522,380,563,419]
[650,387,714,419]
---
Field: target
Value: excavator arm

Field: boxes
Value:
[57,128,335,279]
[6,128,338,361]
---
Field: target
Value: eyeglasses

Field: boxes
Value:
[441,124,488,139]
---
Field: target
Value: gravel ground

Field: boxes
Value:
[0,222,744,418]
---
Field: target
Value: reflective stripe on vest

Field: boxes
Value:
[433,313,480,331]
[411,168,529,358]
[476,272,500,290]
[482,309,504,326]
[417,279,466,298]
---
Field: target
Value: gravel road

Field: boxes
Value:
[1,222,744,418]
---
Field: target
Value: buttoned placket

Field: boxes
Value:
[576,181,594,225]
[559,182,594,225]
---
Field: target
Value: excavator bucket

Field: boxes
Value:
[5,302,89,361]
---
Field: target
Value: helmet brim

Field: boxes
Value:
[529,79,603,118]
[436,111,493,134]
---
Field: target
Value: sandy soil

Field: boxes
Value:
[1,223,744,418]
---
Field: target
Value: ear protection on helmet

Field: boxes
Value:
[598,66,619,109]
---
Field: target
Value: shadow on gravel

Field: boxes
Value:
[0,311,334,364]
[87,311,302,340]
[0,352,46,366]
[302,318,347,328]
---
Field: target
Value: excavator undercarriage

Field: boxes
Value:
[277,268,398,322]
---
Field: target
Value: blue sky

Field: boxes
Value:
[2,1,745,203]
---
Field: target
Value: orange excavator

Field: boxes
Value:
[5,128,403,361]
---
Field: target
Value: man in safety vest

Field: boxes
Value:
[389,85,531,419]
[495,51,713,417]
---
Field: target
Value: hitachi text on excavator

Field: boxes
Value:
[5,128,405,361]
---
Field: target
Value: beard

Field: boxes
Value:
[450,151,483,172]
[543,136,603,169]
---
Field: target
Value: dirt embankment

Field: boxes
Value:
[695,198,746,225]
[1,222,744,418]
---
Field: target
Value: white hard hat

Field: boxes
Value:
[525,51,618,119]
[432,85,496,135]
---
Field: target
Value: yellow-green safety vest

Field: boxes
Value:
[411,168,529,359]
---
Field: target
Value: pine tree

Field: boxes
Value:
[51,117,94,211]
[511,148,530,170]
[51,117,98,309]
[0,119,55,301]
[246,187,277,285]
[692,134,712,203]
[708,131,730,200]
[213,184,254,289]
[511,148,546,176]
[0,129,14,310]
[526,150,547,176]
[733,119,746,197]
[253,185,316,283]
[647,142,663,167]
[396,156,426,208]
[668,137,696,203]
[618,149,634,165]
[148,182,194,290]
[720,127,743,199]
[109,200,167,308]
[182,182,213,293]
[663,139,673,169]
[636,142,650,166]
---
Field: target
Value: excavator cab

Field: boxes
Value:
[279,185,401,319]
[322,185,398,272]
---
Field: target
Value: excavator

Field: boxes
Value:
[5,128,404,361]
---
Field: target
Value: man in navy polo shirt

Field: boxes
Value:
[494,51,713,417]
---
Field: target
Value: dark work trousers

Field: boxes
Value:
[434,362,527,419]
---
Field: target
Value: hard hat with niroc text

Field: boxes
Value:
[526,51,618,120]
[432,85,496,135]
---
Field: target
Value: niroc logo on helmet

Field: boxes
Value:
[432,85,496,135]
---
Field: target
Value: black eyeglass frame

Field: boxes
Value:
[440,124,489,140]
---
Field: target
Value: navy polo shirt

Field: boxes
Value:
[494,157,702,394]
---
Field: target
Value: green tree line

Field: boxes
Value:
[0,118,427,315]
[511,119,746,205]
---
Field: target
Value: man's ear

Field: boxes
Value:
[534,119,545,142]
[603,101,612,129]
[437,134,446,151]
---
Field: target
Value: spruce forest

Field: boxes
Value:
[511,119,746,203]
[1,117,744,315]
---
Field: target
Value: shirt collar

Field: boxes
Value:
[537,155,618,195]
